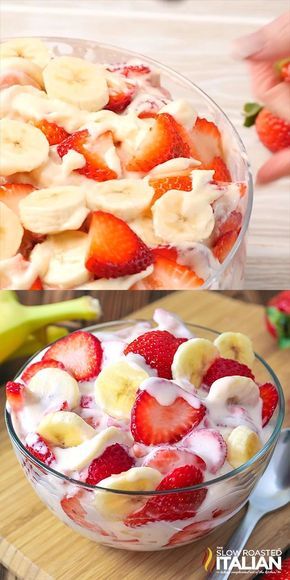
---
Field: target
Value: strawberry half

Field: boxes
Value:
[21,359,65,384]
[148,173,192,213]
[215,211,243,239]
[85,211,153,278]
[127,113,191,173]
[202,357,255,389]
[105,86,135,113]
[131,390,206,445]
[133,255,204,289]
[43,330,103,382]
[61,492,110,534]
[184,429,227,474]
[259,383,279,427]
[243,103,290,153]
[190,117,223,164]
[86,443,134,485]
[212,230,239,262]
[26,433,55,466]
[199,156,231,181]
[6,381,25,411]
[34,119,69,145]
[124,330,187,379]
[125,464,207,526]
[143,447,206,475]
[265,291,290,348]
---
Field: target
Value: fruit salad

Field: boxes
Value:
[6,309,279,550]
[0,38,249,290]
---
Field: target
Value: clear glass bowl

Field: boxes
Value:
[6,320,284,551]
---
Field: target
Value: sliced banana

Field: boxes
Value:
[227,425,262,468]
[0,119,49,176]
[0,201,24,259]
[95,360,149,420]
[206,376,260,407]
[93,467,162,519]
[43,56,109,111]
[0,57,44,88]
[86,179,154,221]
[54,426,133,472]
[152,189,215,243]
[30,231,90,289]
[172,338,219,388]
[0,38,50,69]
[19,186,89,234]
[37,411,95,447]
[27,367,80,409]
[214,332,255,368]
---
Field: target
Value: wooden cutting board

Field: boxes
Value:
[0,291,289,580]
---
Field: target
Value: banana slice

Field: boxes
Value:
[152,189,215,243]
[172,338,219,388]
[86,179,154,221]
[227,425,262,468]
[30,231,90,289]
[93,467,162,519]
[37,411,95,447]
[27,367,80,409]
[0,38,50,69]
[0,57,44,88]
[0,202,24,259]
[54,426,133,471]
[19,186,89,234]
[206,376,260,407]
[43,56,109,111]
[0,119,49,176]
[214,332,255,368]
[95,360,149,420]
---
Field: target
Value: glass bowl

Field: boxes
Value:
[5,320,284,551]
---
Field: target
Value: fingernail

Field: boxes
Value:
[232,31,264,59]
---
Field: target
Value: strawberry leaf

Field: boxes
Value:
[243,102,263,127]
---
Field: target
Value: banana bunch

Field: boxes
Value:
[0,291,101,364]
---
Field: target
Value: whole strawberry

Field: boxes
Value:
[265,291,290,349]
[243,102,290,153]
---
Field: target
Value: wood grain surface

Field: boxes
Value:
[1,0,290,289]
[0,291,289,580]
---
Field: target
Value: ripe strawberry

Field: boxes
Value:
[206,156,231,181]
[243,102,290,152]
[259,383,279,427]
[85,211,153,278]
[125,465,207,526]
[202,357,255,389]
[138,111,158,119]
[34,119,69,145]
[61,492,110,534]
[190,117,223,164]
[148,173,192,211]
[127,113,191,173]
[168,519,213,546]
[6,381,25,411]
[0,183,35,216]
[29,276,43,290]
[105,87,134,113]
[107,64,151,78]
[124,330,187,379]
[86,444,134,485]
[215,211,242,239]
[57,129,117,182]
[152,246,178,261]
[184,429,227,474]
[26,433,55,466]
[143,447,206,475]
[43,330,103,382]
[21,359,65,384]
[265,291,290,348]
[212,230,239,263]
[131,390,206,445]
[133,255,204,289]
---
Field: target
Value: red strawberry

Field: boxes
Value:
[208,156,231,181]
[21,359,65,384]
[0,183,35,216]
[57,129,117,182]
[133,255,204,289]
[61,492,110,534]
[107,64,151,78]
[259,383,279,427]
[26,433,55,466]
[243,103,290,153]
[34,119,69,145]
[131,390,206,445]
[148,173,192,213]
[202,357,255,389]
[43,330,103,382]
[127,113,191,173]
[168,519,214,546]
[125,465,207,526]
[6,381,25,411]
[86,443,134,485]
[215,211,242,239]
[29,276,43,290]
[265,291,290,348]
[124,330,187,379]
[184,429,227,474]
[152,246,178,261]
[190,117,223,164]
[138,111,158,119]
[105,87,134,113]
[143,447,206,475]
[85,211,153,278]
[212,230,239,263]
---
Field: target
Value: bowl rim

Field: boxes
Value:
[5,318,285,496]
[2,35,253,289]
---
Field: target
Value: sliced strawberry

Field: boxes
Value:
[206,156,231,181]
[86,443,134,485]
[34,119,69,145]
[202,357,255,389]
[57,129,117,182]
[61,492,110,534]
[259,383,279,427]
[131,389,206,445]
[29,276,43,290]
[0,183,35,216]
[107,64,151,78]
[21,359,65,384]
[6,381,25,411]
[168,519,214,546]
[127,113,191,173]
[138,111,158,119]
[152,246,178,261]
[212,230,239,263]
[190,117,223,164]
[215,211,242,239]
[133,255,204,289]
[125,464,207,526]
[26,433,55,466]
[105,87,134,113]
[124,330,186,379]
[184,429,227,474]
[148,173,192,211]
[85,211,153,278]
[43,330,103,382]
[143,447,206,475]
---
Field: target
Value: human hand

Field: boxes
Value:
[232,12,290,184]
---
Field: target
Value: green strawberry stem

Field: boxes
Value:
[267,306,290,349]
[8,326,69,360]
[243,102,263,127]
[26,296,101,333]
